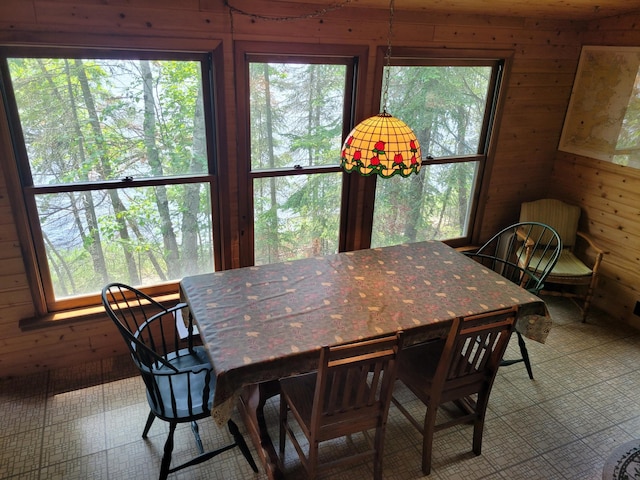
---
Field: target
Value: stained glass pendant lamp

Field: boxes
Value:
[340,0,421,178]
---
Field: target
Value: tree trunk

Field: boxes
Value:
[140,60,180,277]
[63,60,109,285]
[181,82,205,275]
[455,105,470,229]
[263,63,279,263]
[403,174,426,242]
[74,59,140,285]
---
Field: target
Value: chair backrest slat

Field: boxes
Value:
[431,308,516,397]
[312,333,403,429]
[466,221,562,294]
[102,282,212,420]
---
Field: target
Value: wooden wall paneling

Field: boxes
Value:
[34,2,224,34]
[43,0,202,9]
[596,277,640,328]
[0,303,35,335]
[498,115,566,142]
[568,192,640,240]
[0,287,36,311]
[227,12,393,45]
[0,0,604,376]
[585,12,640,32]
[551,155,640,210]
[456,20,582,241]
[510,56,579,74]
[432,24,582,47]
[550,149,640,324]
[509,72,576,87]
[505,83,573,106]
[0,324,127,375]
[0,267,30,293]
[510,44,581,61]
[0,1,36,26]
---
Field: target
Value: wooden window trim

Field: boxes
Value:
[0,38,226,316]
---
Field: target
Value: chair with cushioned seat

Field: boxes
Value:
[519,198,606,321]
[102,282,258,480]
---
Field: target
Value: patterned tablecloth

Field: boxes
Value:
[180,241,552,425]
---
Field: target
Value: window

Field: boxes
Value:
[1,49,220,311]
[236,44,363,266]
[370,51,506,248]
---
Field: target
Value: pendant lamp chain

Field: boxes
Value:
[340,0,422,178]
[382,0,394,114]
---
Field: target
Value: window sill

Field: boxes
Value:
[18,248,478,332]
[455,245,479,253]
[19,292,181,331]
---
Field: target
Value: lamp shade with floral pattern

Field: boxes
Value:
[340,112,421,178]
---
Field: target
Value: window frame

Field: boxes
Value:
[0,43,225,314]
[233,42,369,267]
[367,46,512,249]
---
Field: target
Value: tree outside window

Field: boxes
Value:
[3,53,217,309]
[371,59,503,248]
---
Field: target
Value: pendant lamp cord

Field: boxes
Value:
[382,0,395,114]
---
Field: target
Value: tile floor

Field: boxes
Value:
[2,296,640,479]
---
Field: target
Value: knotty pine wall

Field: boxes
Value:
[547,13,640,329]
[0,0,632,377]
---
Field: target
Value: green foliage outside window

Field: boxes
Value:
[7,57,213,299]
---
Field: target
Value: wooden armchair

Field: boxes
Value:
[519,198,606,321]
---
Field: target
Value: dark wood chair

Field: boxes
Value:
[464,222,561,378]
[391,307,517,475]
[278,332,403,480]
[102,282,258,480]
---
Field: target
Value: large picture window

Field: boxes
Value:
[236,44,362,266]
[1,50,219,311]
[371,53,505,248]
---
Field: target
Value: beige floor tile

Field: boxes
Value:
[45,383,104,425]
[38,451,109,480]
[496,455,564,479]
[41,413,106,466]
[0,297,639,479]
[541,440,604,480]
[0,427,42,478]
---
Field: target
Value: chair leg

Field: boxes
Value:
[142,411,156,438]
[517,332,534,380]
[307,439,319,480]
[190,421,204,454]
[422,406,438,475]
[279,396,287,460]
[472,393,489,455]
[227,419,258,472]
[582,276,597,322]
[159,422,177,480]
[373,426,385,480]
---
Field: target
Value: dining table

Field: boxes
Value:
[179,240,552,479]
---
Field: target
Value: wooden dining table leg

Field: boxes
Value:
[238,380,283,480]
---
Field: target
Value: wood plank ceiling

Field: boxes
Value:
[276,0,640,20]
